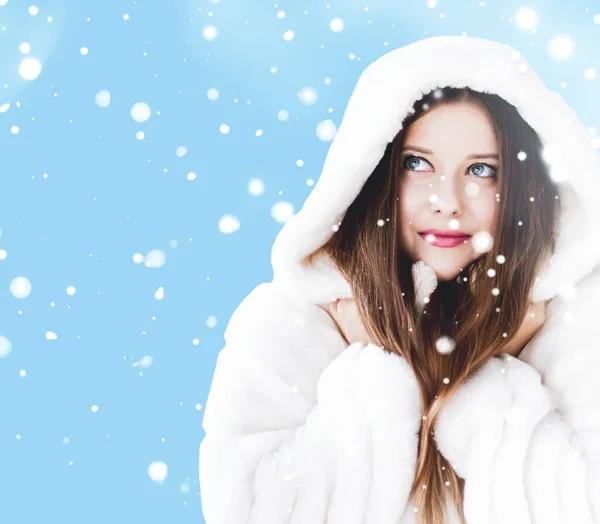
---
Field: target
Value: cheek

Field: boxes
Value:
[399,182,427,219]
[398,187,419,230]
[469,191,498,230]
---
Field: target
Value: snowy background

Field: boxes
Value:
[1,0,599,522]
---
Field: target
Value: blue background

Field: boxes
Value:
[1,0,599,522]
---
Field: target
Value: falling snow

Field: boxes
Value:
[0,335,12,358]
[271,201,294,223]
[218,215,240,233]
[297,86,318,105]
[515,7,539,30]
[248,178,265,196]
[130,102,152,123]
[203,25,218,40]
[18,57,42,80]
[10,277,31,298]
[316,119,337,141]
[330,18,344,32]
[148,461,168,484]
[144,249,166,268]
[3,2,599,522]
[548,34,575,61]
[95,89,111,108]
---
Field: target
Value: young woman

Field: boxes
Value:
[199,36,600,524]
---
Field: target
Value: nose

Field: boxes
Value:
[431,177,462,216]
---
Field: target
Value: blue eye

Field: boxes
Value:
[402,155,497,179]
[403,156,430,171]
[469,163,497,178]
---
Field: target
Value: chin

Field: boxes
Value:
[423,263,462,282]
[433,271,460,282]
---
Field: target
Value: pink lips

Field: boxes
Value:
[419,231,472,248]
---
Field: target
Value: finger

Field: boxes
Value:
[318,302,336,319]
[337,298,354,311]
[528,302,544,320]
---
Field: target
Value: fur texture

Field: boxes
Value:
[199,35,600,523]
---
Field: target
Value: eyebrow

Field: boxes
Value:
[402,145,499,160]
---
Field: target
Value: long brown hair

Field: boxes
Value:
[306,86,561,523]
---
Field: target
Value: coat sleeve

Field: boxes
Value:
[198,282,423,524]
[434,293,600,524]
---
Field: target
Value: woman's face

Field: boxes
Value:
[398,101,500,281]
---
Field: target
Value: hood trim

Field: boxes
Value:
[270,36,600,304]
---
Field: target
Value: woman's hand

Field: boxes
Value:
[318,298,374,347]
[501,300,546,357]
[319,297,545,357]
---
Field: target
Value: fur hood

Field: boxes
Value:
[270,35,600,306]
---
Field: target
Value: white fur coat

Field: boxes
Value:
[199,36,600,523]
